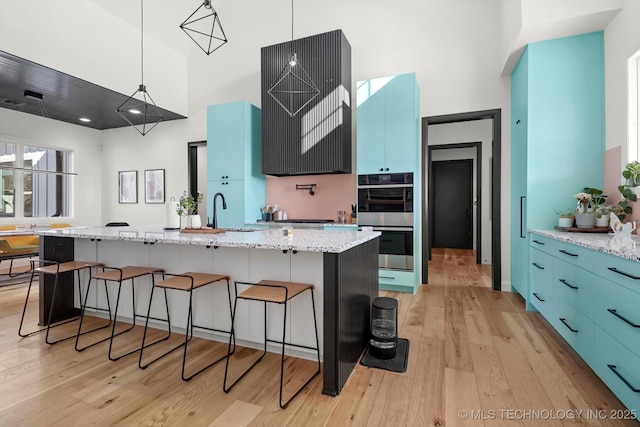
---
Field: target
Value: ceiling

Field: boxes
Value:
[0,50,186,131]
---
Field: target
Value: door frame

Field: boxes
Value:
[429,144,481,261]
[188,140,206,199]
[422,109,501,291]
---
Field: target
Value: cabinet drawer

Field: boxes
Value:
[530,248,554,315]
[591,277,640,357]
[552,239,591,269]
[588,250,640,294]
[550,301,595,363]
[593,326,640,414]
[529,234,555,255]
[378,269,415,292]
[553,259,595,313]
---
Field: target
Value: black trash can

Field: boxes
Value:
[369,297,398,359]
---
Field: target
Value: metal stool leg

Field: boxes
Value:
[75,274,114,351]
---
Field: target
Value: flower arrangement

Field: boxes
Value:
[573,192,593,213]
[176,191,204,216]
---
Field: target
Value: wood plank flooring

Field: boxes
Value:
[0,249,637,426]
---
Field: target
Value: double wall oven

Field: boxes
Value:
[358,173,414,271]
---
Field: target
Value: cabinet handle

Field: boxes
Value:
[559,317,578,333]
[532,262,544,270]
[292,250,298,254]
[385,168,389,171]
[559,279,578,290]
[379,168,384,172]
[282,250,288,254]
[520,196,526,238]
[380,275,395,280]
[607,309,640,328]
[607,365,640,393]
[607,267,640,280]
[533,292,545,302]
[532,239,545,245]
[558,249,578,257]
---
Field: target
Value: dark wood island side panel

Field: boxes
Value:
[322,236,379,396]
[38,235,76,325]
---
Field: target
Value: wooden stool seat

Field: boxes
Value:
[224,279,320,409]
[91,266,164,282]
[239,280,314,303]
[155,272,230,291]
[0,262,32,276]
[35,261,104,275]
[138,271,235,381]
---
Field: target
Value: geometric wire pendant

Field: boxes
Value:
[117,0,163,136]
[180,0,228,55]
[267,52,320,117]
[116,84,164,136]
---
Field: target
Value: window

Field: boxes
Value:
[629,49,640,162]
[0,141,71,218]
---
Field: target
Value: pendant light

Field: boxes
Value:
[116,0,163,136]
[180,0,227,55]
[267,0,320,117]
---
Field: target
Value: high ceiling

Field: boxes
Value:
[0,50,186,130]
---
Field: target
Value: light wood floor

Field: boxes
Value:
[0,250,637,426]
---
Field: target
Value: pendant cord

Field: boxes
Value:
[141,0,144,86]
[291,0,294,42]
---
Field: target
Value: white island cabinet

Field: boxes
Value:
[38,226,380,397]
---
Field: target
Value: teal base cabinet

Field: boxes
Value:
[510,32,605,308]
[207,101,265,228]
[529,232,640,414]
[378,269,415,293]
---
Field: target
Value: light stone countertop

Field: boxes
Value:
[35,225,380,254]
[530,229,640,262]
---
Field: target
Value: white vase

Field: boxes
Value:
[558,217,573,228]
[190,215,202,229]
[574,213,596,228]
[181,215,192,229]
[595,215,609,227]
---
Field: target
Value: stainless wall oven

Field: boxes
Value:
[358,173,414,271]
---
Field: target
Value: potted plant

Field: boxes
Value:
[176,191,204,229]
[556,208,575,228]
[613,184,637,222]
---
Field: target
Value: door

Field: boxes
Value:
[432,159,473,249]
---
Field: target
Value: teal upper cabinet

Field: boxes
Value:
[357,72,419,175]
[207,101,265,227]
[510,32,605,308]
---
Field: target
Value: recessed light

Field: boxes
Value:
[129,109,141,115]
[79,117,91,123]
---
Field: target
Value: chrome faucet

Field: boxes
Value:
[211,192,227,229]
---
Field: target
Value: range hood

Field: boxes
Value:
[260,30,352,176]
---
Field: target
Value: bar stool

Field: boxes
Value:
[223,279,321,409]
[138,272,235,381]
[75,265,169,361]
[18,260,108,345]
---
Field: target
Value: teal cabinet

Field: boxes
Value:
[511,32,605,308]
[357,72,419,175]
[529,231,640,413]
[207,101,265,228]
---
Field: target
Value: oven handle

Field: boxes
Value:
[371,226,413,232]
[357,184,413,189]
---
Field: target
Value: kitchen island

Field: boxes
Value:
[36,226,380,396]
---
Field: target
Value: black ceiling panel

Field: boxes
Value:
[0,50,186,131]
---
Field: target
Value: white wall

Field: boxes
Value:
[604,0,640,157]
[0,109,103,226]
[428,120,493,266]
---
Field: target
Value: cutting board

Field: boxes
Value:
[179,228,226,234]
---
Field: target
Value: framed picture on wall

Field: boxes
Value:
[144,169,165,204]
[118,170,138,204]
